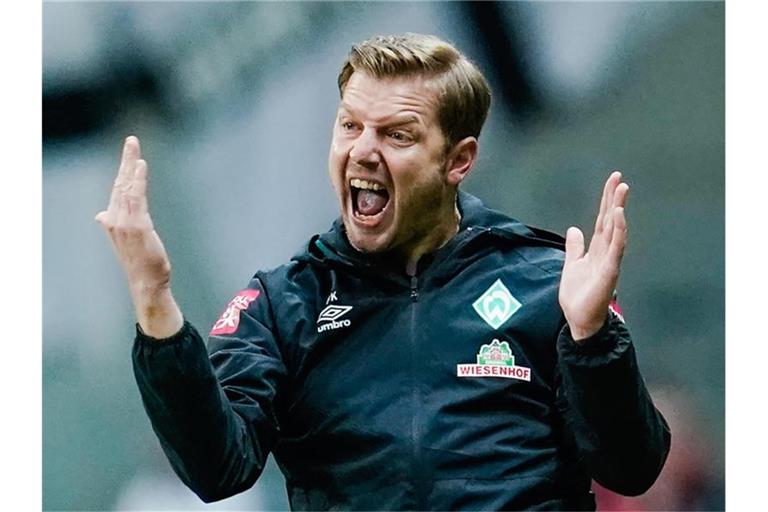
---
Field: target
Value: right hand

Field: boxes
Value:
[95,136,183,338]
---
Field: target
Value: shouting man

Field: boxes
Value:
[96,33,670,510]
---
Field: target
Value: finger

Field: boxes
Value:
[564,226,585,265]
[613,182,629,209]
[117,136,141,184]
[122,136,142,183]
[94,210,117,238]
[602,203,615,251]
[607,206,628,264]
[594,171,621,235]
[603,183,628,254]
[601,171,621,231]
[109,136,142,210]
[593,175,612,235]
[128,159,149,214]
[123,135,142,160]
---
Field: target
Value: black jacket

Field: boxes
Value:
[133,191,670,510]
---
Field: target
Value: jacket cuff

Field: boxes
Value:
[558,313,618,356]
[135,319,192,347]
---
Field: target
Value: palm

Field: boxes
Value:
[559,172,629,341]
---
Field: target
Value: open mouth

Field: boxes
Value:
[350,178,390,221]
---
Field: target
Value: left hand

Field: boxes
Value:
[559,171,629,342]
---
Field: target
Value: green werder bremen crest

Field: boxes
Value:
[473,278,522,329]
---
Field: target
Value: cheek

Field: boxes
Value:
[329,137,344,158]
[395,160,445,196]
[328,139,348,185]
[397,171,447,218]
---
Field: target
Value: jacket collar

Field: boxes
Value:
[293,191,564,277]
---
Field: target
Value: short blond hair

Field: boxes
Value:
[337,33,492,148]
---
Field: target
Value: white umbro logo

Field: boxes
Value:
[317,303,353,333]
[317,304,353,323]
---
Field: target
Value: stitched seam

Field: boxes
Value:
[509,246,563,278]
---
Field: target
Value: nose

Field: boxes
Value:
[348,127,381,169]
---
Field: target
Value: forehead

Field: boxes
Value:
[340,72,441,124]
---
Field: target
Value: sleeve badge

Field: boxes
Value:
[608,290,625,323]
[210,289,260,335]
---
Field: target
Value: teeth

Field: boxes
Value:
[350,178,385,191]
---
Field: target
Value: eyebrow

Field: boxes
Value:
[338,106,423,128]
[386,116,420,127]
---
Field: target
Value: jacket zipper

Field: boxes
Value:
[408,274,426,509]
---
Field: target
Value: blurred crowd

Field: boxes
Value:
[43,2,724,510]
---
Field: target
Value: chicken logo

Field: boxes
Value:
[457,338,531,381]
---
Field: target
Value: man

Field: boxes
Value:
[96,34,670,510]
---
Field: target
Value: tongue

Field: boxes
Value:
[356,189,388,216]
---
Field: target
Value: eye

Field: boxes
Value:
[341,121,358,132]
[387,130,412,143]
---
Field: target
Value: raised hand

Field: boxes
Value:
[95,136,183,339]
[558,171,629,342]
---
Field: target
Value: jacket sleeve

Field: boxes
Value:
[132,275,287,503]
[555,312,671,496]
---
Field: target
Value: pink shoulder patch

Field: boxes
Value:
[210,289,260,335]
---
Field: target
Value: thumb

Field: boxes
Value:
[564,226,585,265]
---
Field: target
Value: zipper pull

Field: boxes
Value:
[410,275,419,302]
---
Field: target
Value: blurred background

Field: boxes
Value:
[43,1,724,510]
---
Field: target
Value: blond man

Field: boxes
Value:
[98,34,669,510]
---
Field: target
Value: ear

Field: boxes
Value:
[444,137,478,187]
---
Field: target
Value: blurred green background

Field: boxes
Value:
[43,2,723,510]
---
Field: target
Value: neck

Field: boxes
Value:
[404,201,461,276]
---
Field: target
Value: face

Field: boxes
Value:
[328,72,470,259]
